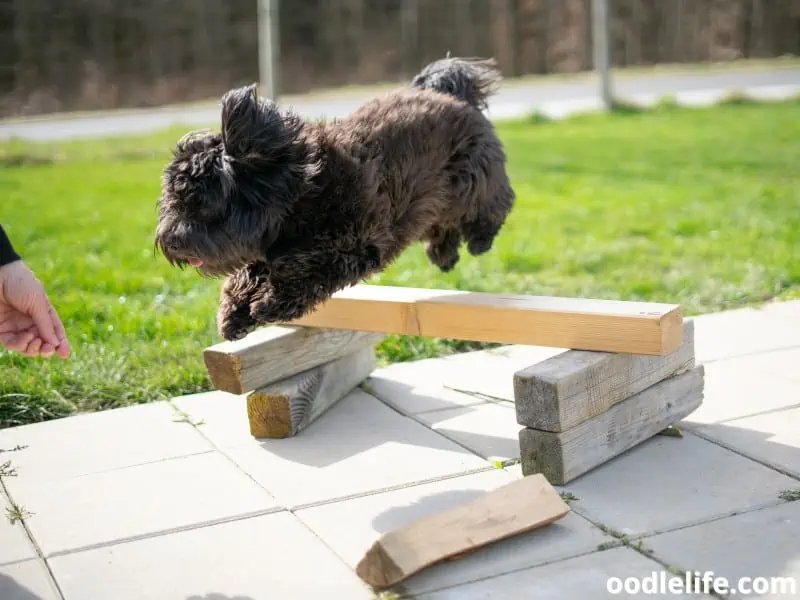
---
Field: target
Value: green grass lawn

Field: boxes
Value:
[1,98,798,429]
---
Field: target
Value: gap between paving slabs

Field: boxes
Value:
[508,477,800,600]
[554,433,800,600]
[1,446,66,600]
[361,379,522,465]
[686,417,800,482]
[171,396,505,511]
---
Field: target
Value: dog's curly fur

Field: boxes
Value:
[155,56,515,341]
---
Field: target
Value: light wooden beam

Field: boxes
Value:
[204,326,383,395]
[284,285,684,356]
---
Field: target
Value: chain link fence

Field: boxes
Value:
[1,0,798,118]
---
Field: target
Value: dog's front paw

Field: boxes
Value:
[217,303,256,341]
[250,296,306,324]
[467,235,494,256]
[362,245,381,270]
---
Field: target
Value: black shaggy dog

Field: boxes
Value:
[156,56,515,341]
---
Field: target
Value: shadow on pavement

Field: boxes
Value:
[0,573,46,600]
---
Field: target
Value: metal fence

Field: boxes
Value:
[0,0,798,118]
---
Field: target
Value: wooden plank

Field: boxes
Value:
[519,365,704,485]
[284,284,684,356]
[514,320,695,432]
[204,326,384,395]
[355,473,569,589]
[246,345,376,438]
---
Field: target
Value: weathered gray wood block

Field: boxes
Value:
[518,365,704,484]
[246,345,377,438]
[514,320,695,432]
[204,325,384,394]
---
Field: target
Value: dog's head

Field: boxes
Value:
[155,84,317,276]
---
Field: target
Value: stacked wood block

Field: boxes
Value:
[514,320,704,484]
[204,325,384,438]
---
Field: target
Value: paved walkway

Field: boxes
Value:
[2,300,799,599]
[1,66,799,141]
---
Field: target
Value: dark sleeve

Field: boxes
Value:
[0,225,21,267]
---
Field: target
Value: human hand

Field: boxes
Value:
[0,260,70,358]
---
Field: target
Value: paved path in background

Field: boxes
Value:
[1,67,799,142]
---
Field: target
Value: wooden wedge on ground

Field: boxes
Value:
[355,473,569,589]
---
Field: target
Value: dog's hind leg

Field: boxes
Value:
[443,118,514,258]
[462,186,513,257]
[460,143,515,257]
[424,226,462,272]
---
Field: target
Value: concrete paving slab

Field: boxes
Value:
[172,391,255,448]
[684,358,800,426]
[689,308,800,363]
[49,512,374,600]
[366,360,489,415]
[414,402,521,462]
[297,468,611,596]
[439,344,566,402]
[746,347,800,383]
[704,346,800,384]
[10,452,279,556]
[0,401,213,482]
[645,502,800,599]
[689,406,800,479]
[0,560,61,600]
[563,432,797,537]
[219,390,492,508]
[417,546,710,599]
[760,299,800,325]
[0,489,36,566]
[366,345,565,415]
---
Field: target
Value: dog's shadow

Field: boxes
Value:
[370,488,486,533]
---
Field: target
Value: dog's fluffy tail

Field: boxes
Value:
[411,56,501,111]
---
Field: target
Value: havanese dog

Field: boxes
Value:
[155,56,515,341]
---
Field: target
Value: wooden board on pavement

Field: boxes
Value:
[355,473,569,589]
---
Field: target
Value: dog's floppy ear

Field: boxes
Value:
[220,84,301,166]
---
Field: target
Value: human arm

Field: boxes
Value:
[0,225,20,267]
[0,225,70,358]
